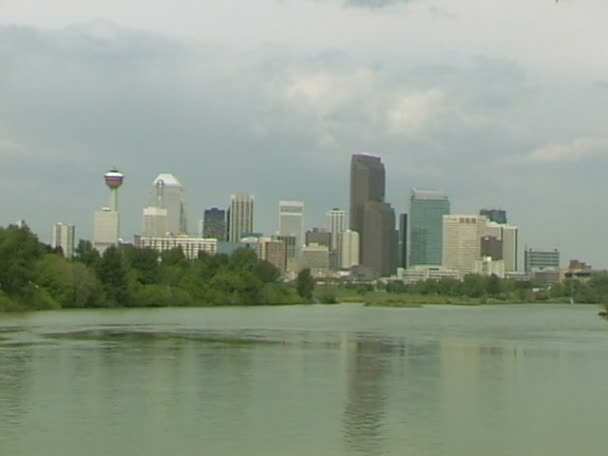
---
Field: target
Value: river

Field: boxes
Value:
[1,304,607,455]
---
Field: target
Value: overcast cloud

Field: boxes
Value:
[1,0,607,266]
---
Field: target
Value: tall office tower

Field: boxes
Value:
[480,208,507,224]
[442,215,487,277]
[52,223,75,259]
[350,154,385,234]
[151,174,188,235]
[229,194,254,243]
[340,230,360,270]
[409,189,450,266]
[326,208,346,250]
[524,248,560,273]
[350,154,394,277]
[279,201,304,253]
[203,208,227,240]
[397,213,408,269]
[362,201,397,278]
[143,207,168,237]
[94,169,124,253]
[501,225,518,272]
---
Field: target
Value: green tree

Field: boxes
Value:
[296,268,315,301]
[96,246,132,306]
[124,246,160,285]
[74,239,101,268]
[0,225,45,300]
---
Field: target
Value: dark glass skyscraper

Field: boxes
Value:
[350,155,385,235]
[397,213,408,269]
[349,154,395,278]
[202,208,227,240]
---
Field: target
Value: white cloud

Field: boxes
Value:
[386,89,444,137]
[521,138,608,164]
[283,68,375,116]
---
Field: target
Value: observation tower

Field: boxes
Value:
[104,169,124,211]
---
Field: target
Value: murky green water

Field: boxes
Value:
[1,304,607,455]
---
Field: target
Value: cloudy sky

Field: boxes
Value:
[1,0,607,267]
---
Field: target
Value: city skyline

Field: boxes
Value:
[2,1,607,266]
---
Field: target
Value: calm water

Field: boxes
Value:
[1,304,608,456]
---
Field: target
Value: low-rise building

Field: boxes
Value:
[134,235,217,259]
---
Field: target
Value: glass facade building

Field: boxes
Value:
[409,189,450,266]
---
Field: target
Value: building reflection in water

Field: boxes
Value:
[342,333,391,456]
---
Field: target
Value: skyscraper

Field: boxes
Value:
[202,208,227,240]
[279,201,304,253]
[326,208,346,270]
[397,213,408,269]
[350,154,385,235]
[480,208,507,224]
[362,201,396,278]
[94,169,124,253]
[340,230,360,270]
[485,222,519,272]
[442,215,487,278]
[349,154,394,277]
[52,223,75,259]
[229,194,254,243]
[326,208,346,250]
[409,189,450,266]
[151,173,188,235]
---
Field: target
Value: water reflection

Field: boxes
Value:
[342,334,391,456]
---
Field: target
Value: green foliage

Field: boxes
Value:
[296,268,315,301]
[96,246,132,306]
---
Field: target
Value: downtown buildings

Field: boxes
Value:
[85,157,533,283]
[350,154,396,278]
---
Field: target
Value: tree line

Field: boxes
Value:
[0,225,314,311]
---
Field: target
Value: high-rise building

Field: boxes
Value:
[442,215,487,277]
[409,189,450,266]
[326,208,346,270]
[362,201,397,278]
[484,222,519,272]
[340,230,360,270]
[326,208,345,250]
[279,201,304,252]
[397,213,408,269]
[202,208,227,240]
[524,248,560,273]
[501,225,519,273]
[52,223,75,259]
[480,208,507,224]
[143,207,168,237]
[94,209,119,254]
[305,228,331,248]
[94,169,124,253]
[349,154,394,277]
[150,174,188,235]
[350,154,385,234]
[229,194,254,243]
[259,238,287,275]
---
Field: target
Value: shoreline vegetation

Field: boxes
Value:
[0,225,314,312]
[1,224,607,316]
